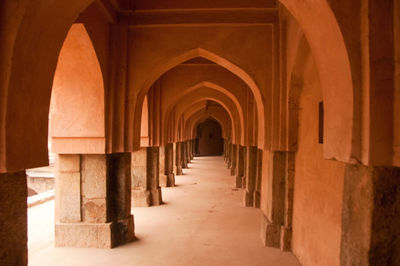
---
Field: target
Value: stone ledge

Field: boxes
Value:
[27,189,55,208]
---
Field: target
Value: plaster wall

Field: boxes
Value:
[291,55,345,266]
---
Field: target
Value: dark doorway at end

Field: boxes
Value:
[195,118,223,156]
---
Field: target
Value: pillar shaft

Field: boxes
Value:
[223,140,227,162]
[236,145,245,188]
[254,149,263,208]
[173,143,177,175]
[243,146,258,206]
[182,141,188,169]
[131,147,162,207]
[162,143,175,187]
[0,171,27,265]
[227,142,232,169]
[340,165,400,265]
[189,139,194,160]
[55,153,134,248]
[186,140,191,163]
[159,146,167,187]
[230,144,237,176]
[260,151,292,251]
[175,142,183,175]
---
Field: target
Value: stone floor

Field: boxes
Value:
[28,156,300,266]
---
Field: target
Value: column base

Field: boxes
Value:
[236,175,243,188]
[167,173,175,187]
[260,214,281,248]
[150,188,163,206]
[159,174,175,187]
[280,226,292,251]
[177,166,183,175]
[230,167,236,176]
[243,190,254,207]
[55,215,134,248]
[253,191,261,208]
[159,175,169,187]
[132,189,151,207]
[241,176,246,189]
[182,161,188,169]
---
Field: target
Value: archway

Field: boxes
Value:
[195,119,224,156]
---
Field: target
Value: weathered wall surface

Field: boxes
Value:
[291,55,345,266]
[0,171,27,265]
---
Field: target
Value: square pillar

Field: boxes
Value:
[131,147,162,207]
[55,153,134,248]
[173,143,177,175]
[0,171,27,265]
[243,146,258,207]
[340,165,400,265]
[254,149,263,208]
[175,142,183,175]
[223,140,227,161]
[162,143,175,187]
[227,142,232,169]
[186,140,191,164]
[190,139,194,160]
[182,141,188,169]
[236,145,245,188]
[159,146,167,187]
[230,144,238,176]
[260,151,287,249]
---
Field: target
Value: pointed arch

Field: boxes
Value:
[49,23,105,154]
[162,81,245,145]
[279,0,354,162]
[133,48,265,150]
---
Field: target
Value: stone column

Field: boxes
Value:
[173,143,177,175]
[190,139,194,160]
[230,144,237,176]
[243,146,257,206]
[260,151,287,249]
[163,143,175,187]
[0,171,27,265]
[175,142,183,175]
[159,146,167,187]
[131,147,162,207]
[55,153,134,248]
[186,140,191,164]
[254,149,263,208]
[340,165,400,265]
[223,140,227,162]
[281,152,294,251]
[182,141,188,169]
[227,142,232,169]
[236,145,245,188]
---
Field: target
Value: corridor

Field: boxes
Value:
[28,156,300,266]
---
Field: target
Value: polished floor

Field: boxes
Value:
[28,156,300,266]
